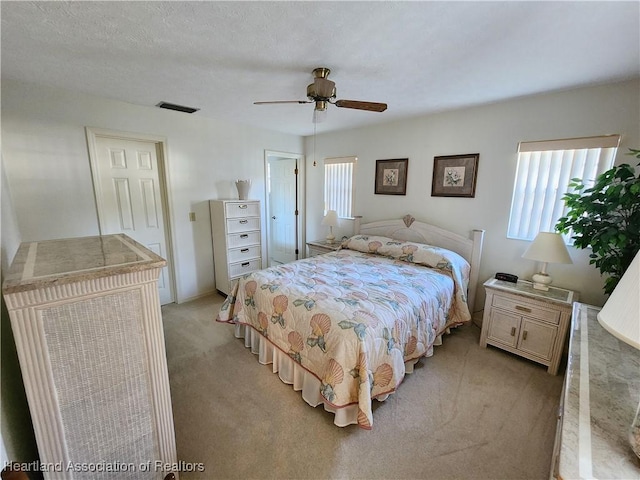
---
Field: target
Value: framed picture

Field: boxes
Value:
[431,153,479,198]
[375,158,408,195]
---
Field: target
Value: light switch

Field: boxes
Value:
[189,212,196,222]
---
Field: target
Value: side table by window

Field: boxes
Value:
[479,278,577,375]
[306,239,342,257]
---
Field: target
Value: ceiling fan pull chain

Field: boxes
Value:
[313,120,317,167]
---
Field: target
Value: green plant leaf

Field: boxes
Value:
[555,150,640,294]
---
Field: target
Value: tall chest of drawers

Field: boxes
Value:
[210,199,262,296]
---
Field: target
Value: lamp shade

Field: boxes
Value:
[322,210,338,227]
[597,250,640,350]
[522,232,573,264]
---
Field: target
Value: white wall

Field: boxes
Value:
[1,158,39,466]
[3,79,638,308]
[1,80,303,302]
[305,79,640,310]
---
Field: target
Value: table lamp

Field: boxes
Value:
[597,249,640,458]
[522,232,573,290]
[322,210,338,244]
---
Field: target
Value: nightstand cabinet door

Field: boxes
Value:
[518,318,557,360]
[486,309,520,348]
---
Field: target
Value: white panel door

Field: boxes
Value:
[93,136,174,304]
[268,157,298,265]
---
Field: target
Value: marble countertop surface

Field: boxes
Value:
[2,234,166,294]
[557,302,640,479]
[484,278,578,306]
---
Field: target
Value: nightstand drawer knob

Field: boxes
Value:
[515,305,532,313]
[510,327,516,336]
[239,204,248,209]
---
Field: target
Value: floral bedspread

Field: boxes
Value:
[217,238,471,428]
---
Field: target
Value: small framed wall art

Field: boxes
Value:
[431,153,479,198]
[375,158,408,195]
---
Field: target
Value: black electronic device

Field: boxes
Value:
[495,272,518,283]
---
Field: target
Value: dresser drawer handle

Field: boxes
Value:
[523,330,528,340]
[240,234,249,239]
[240,248,249,253]
[515,305,532,313]
[238,204,248,209]
[510,327,516,336]
[241,262,250,267]
[239,220,248,224]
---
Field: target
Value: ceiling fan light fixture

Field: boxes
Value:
[313,107,327,124]
[307,78,336,101]
[316,78,337,99]
[315,100,328,112]
[254,66,387,121]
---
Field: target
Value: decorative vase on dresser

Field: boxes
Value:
[2,234,178,480]
[209,199,262,296]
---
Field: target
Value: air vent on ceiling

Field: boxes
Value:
[156,101,199,114]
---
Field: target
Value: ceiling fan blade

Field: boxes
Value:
[253,100,312,105]
[334,100,387,112]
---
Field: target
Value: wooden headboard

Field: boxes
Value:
[354,214,485,313]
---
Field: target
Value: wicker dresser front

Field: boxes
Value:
[2,234,177,479]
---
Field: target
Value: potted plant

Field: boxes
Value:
[556,149,640,295]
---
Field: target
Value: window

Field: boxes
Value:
[324,156,357,218]
[507,135,620,241]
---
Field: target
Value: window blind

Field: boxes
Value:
[324,156,357,218]
[507,135,620,241]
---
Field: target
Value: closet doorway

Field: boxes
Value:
[86,127,176,305]
[264,151,305,267]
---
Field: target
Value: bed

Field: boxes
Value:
[216,214,484,429]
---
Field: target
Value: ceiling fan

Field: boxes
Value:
[254,67,387,120]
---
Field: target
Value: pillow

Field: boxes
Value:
[341,235,402,254]
[343,234,470,275]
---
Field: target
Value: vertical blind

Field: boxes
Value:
[507,135,620,241]
[324,156,357,218]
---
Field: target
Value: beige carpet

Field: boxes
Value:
[161,294,563,480]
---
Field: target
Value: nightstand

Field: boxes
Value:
[306,239,341,257]
[479,278,577,375]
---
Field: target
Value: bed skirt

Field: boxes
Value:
[233,322,448,428]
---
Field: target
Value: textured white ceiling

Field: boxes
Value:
[2,1,639,136]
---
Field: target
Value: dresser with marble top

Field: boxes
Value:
[551,302,640,479]
[2,234,178,479]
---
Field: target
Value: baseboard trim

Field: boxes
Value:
[174,290,222,305]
